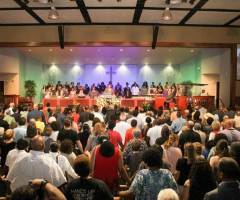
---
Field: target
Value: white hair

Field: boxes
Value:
[157,189,179,200]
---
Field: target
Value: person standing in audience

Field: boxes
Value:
[208,121,221,141]
[4,139,28,174]
[171,111,186,134]
[7,135,66,191]
[194,123,207,145]
[50,121,60,142]
[107,120,123,149]
[27,104,45,124]
[176,143,196,192]
[13,117,27,143]
[124,119,138,147]
[114,112,131,144]
[57,118,83,153]
[182,158,217,200]
[0,109,9,131]
[92,105,104,122]
[162,133,182,174]
[127,110,143,130]
[60,139,77,167]
[91,140,130,194]
[204,157,240,200]
[78,123,91,151]
[230,141,240,167]
[119,147,177,200]
[4,110,16,127]
[0,129,15,169]
[123,129,148,164]
[65,154,113,200]
[219,119,240,143]
[234,111,240,131]
[179,121,202,153]
[147,118,164,146]
[48,142,78,180]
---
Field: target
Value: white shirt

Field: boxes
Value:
[92,112,104,122]
[50,131,59,142]
[147,125,163,146]
[5,149,28,170]
[7,150,66,191]
[131,86,140,96]
[114,121,131,144]
[234,115,240,128]
[127,117,143,130]
[48,152,78,179]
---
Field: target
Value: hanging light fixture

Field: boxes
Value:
[162,7,172,21]
[48,6,59,20]
[170,0,181,4]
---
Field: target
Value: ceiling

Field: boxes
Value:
[16,46,203,65]
[0,0,239,27]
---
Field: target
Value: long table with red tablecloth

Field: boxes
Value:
[43,96,215,110]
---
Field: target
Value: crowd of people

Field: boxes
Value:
[0,101,240,200]
[43,81,179,98]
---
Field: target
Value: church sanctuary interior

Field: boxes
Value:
[0,0,240,200]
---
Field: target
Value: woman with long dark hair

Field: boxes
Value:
[182,158,217,200]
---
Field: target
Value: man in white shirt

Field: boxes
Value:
[147,119,163,146]
[127,110,143,130]
[7,135,66,191]
[48,142,78,180]
[5,139,28,170]
[92,105,104,122]
[114,113,131,144]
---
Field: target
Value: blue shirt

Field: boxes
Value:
[171,117,186,133]
[130,168,178,200]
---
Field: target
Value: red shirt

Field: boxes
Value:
[124,128,134,147]
[93,146,120,192]
[108,130,122,148]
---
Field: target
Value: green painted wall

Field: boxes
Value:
[19,53,45,103]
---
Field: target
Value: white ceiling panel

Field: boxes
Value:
[145,0,200,8]
[0,10,37,24]
[186,11,239,25]
[203,0,240,10]
[140,10,188,24]
[34,9,84,23]
[89,9,134,23]
[84,0,137,7]
[0,0,19,8]
[28,0,77,7]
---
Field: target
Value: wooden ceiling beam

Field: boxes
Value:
[14,0,45,24]
[179,0,209,25]
[58,25,64,49]
[152,25,159,49]
[225,14,240,26]
[75,0,91,24]
[132,0,146,24]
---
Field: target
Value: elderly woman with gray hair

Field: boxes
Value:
[123,128,148,165]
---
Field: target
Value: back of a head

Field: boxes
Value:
[161,125,170,140]
[64,118,72,128]
[132,110,139,117]
[230,141,240,166]
[176,111,182,118]
[18,117,26,126]
[26,124,37,138]
[50,142,59,153]
[184,143,196,164]
[194,123,201,131]
[74,154,91,177]
[60,139,73,154]
[133,128,141,139]
[142,147,163,168]
[211,121,221,131]
[219,157,240,180]
[158,188,179,200]
[31,135,45,152]
[11,185,38,200]
[108,120,116,130]
[216,139,229,157]
[16,139,29,150]
[187,121,194,130]
[99,140,115,157]
[50,121,59,131]
[4,129,14,140]
[131,119,138,128]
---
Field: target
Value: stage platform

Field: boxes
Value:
[43,96,215,110]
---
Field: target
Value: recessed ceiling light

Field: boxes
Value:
[190,49,195,53]
[146,49,150,52]
[168,49,172,52]
[28,49,32,52]
[162,7,172,21]
[69,49,73,52]
[170,0,181,4]
[97,49,101,52]
[48,6,59,20]
[49,49,53,52]
[120,48,124,52]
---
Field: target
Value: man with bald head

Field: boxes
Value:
[7,135,66,191]
[27,104,46,123]
[219,119,240,143]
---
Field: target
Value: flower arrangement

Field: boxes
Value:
[96,96,120,108]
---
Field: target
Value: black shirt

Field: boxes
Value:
[176,158,192,186]
[0,119,9,131]
[57,128,79,145]
[65,178,113,200]
[0,141,15,167]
